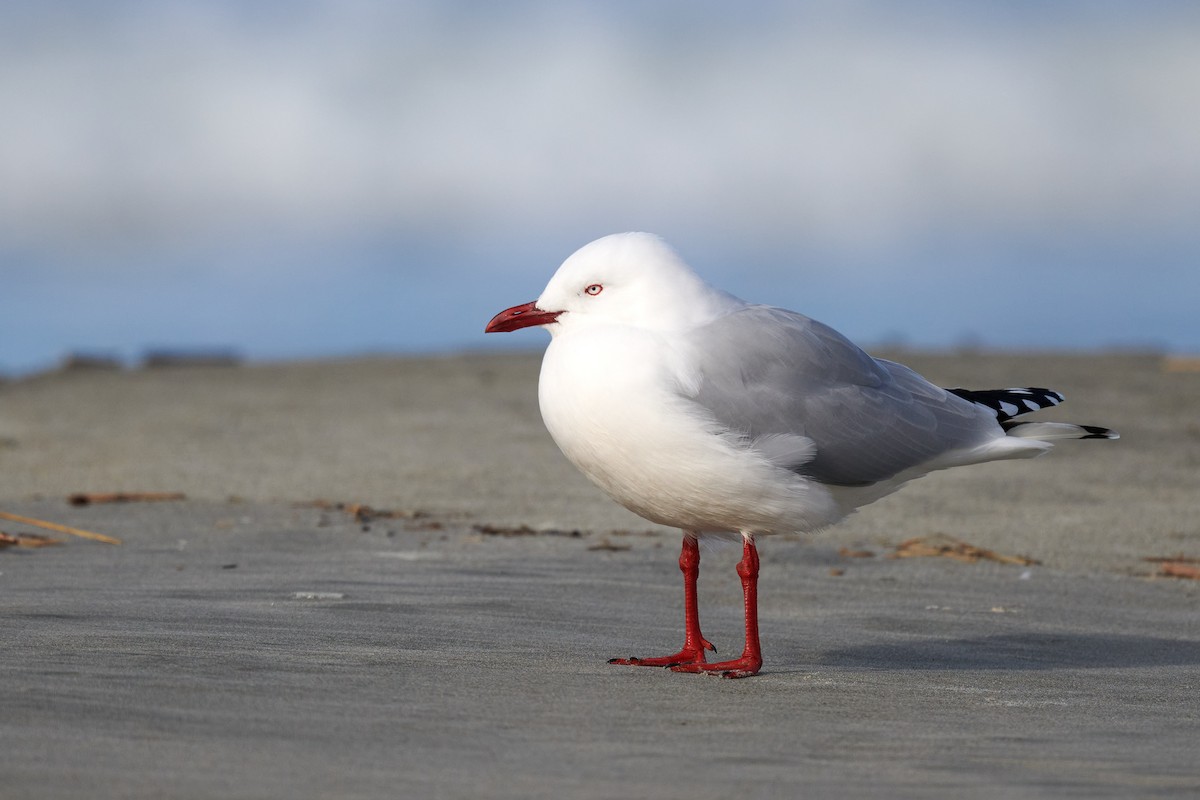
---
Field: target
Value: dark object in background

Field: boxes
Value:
[140,348,242,369]
[61,352,123,371]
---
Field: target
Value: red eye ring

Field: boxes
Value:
[584,284,603,296]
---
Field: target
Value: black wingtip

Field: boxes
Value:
[947,386,1067,422]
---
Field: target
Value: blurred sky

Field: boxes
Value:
[2,0,1199,375]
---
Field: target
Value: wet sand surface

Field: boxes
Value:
[2,351,1198,798]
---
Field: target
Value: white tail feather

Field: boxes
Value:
[1005,422,1119,441]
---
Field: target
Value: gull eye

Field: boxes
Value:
[584,284,603,296]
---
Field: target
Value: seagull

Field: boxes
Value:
[485,232,1117,678]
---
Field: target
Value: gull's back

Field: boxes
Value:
[678,305,1040,489]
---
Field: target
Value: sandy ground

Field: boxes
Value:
[1,351,1198,798]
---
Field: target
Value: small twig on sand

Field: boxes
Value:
[293,500,430,524]
[0,531,63,548]
[68,492,186,506]
[1143,555,1200,580]
[1158,562,1200,580]
[889,534,1039,566]
[0,511,122,545]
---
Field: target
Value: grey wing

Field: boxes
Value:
[683,306,999,485]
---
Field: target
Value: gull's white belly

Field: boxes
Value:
[537,326,842,534]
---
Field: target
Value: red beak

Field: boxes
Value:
[485,301,562,333]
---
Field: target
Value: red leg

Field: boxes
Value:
[672,535,762,678]
[609,533,717,668]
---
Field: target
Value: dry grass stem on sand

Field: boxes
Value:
[0,511,122,546]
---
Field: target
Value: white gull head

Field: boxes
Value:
[485,232,742,336]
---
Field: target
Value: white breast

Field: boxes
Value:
[537,324,843,534]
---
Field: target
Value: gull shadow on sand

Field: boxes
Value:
[817,633,1200,671]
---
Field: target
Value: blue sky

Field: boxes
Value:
[2,1,1198,374]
